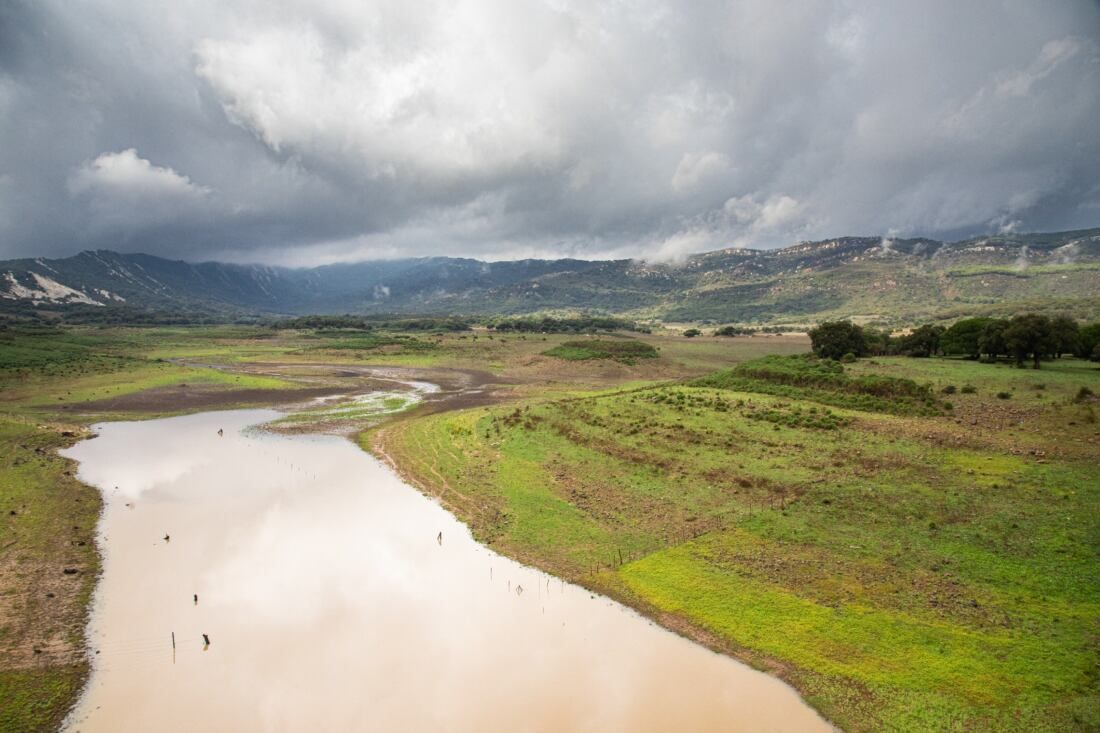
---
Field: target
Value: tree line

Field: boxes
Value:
[809,315,1100,369]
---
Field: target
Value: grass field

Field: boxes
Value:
[375,355,1100,732]
[3,322,1097,731]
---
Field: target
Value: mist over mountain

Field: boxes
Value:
[3,229,1097,325]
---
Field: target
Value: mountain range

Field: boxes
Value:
[2,229,1098,325]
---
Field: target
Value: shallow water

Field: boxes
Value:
[61,409,831,732]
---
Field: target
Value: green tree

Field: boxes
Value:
[862,327,892,356]
[1049,316,1079,358]
[899,324,945,357]
[978,319,1009,359]
[808,321,867,360]
[683,328,701,338]
[1004,314,1054,369]
[940,317,993,359]
[1078,323,1100,359]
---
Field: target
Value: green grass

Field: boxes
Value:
[0,418,101,733]
[0,667,88,733]
[301,333,437,352]
[2,323,1095,731]
[380,357,1100,731]
[694,354,943,415]
[543,338,659,364]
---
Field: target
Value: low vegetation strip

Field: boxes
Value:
[375,356,1100,732]
[0,419,101,733]
[302,333,437,352]
[0,325,307,731]
[542,338,658,364]
[693,354,942,415]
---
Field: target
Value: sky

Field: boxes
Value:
[1,1,1098,266]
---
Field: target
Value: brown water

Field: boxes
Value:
[61,409,832,732]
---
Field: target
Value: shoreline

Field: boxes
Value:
[366,420,837,731]
[55,405,827,730]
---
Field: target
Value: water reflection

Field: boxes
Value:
[62,409,831,732]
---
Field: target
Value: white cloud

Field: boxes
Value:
[67,149,213,233]
[671,151,731,193]
[68,148,209,198]
[996,37,1081,98]
[193,3,571,182]
[723,194,803,231]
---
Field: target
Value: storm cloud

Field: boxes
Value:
[1,0,1098,264]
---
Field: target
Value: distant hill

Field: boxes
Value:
[2,229,1098,325]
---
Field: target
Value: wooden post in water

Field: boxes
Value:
[171,631,175,650]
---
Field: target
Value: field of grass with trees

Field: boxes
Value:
[1,317,1097,732]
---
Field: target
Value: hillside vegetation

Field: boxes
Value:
[3,228,1098,325]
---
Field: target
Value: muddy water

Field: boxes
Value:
[61,409,832,732]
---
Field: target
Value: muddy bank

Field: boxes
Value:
[59,363,515,419]
[60,385,347,414]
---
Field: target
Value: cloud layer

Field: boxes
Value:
[1,0,1098,264]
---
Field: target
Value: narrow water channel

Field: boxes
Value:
[61,408,832,732]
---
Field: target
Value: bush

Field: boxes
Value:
[683,328,702,338]
[840,352,857,363]
[996,391,1012,400]
[692,355,940,416]
[942,385,957,394]
[961,384,977,394]
[714,325,755,337]
[808,321,867,360]
[1075,386,1095,403]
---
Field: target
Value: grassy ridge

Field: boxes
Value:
[542,338,659,364]
[376,357,1100,731]
[694,354,942,415]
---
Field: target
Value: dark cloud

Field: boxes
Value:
[1,0,1098,264]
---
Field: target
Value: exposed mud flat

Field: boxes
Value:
[61,409,831,732]
[58,385,346,414]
